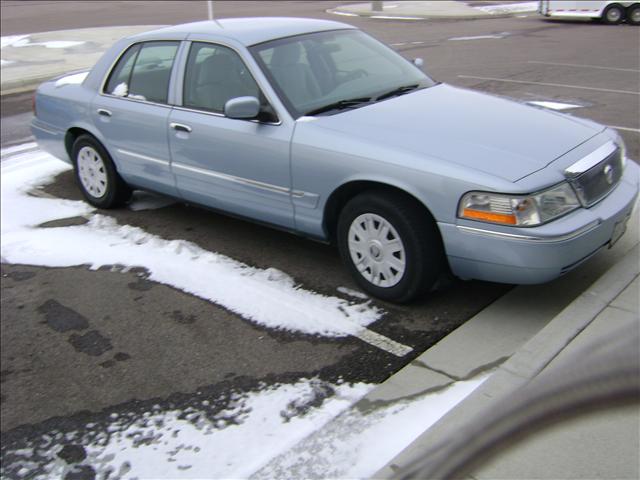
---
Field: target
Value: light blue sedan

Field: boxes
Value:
[31,18,639,302]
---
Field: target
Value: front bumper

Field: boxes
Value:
[439,161,639,284]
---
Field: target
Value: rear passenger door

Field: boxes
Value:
[91,41,180,196]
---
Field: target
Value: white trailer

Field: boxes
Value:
[539,1,639,24]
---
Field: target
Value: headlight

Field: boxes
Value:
[458,182,580,227]
[610,129,627,168]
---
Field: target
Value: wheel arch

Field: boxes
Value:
[323,179,441,244]
[64,125,120,169]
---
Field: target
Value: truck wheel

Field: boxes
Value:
[603,4,624,24]
[337,191,444,303]
[72,134,131,208]
[627,4,640,25]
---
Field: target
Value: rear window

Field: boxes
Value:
[104,41,179,104]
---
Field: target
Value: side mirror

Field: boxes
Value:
[413,58,424,70]
[224,96,260,119]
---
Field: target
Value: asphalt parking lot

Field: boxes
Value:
[1,1,639,477]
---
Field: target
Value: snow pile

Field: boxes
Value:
[1,34,30,49]
[0,35,85,49]
[527,100,582,111]
[1,149,384,339]
[2,379,373,480]
[474,2,538,14]
[254,374,490,478]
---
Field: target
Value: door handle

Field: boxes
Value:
[97,108,112,117]
[170,122,192,133]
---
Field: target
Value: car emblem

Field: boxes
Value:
[603,164,614,185]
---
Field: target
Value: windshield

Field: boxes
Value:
[250,29,435,118]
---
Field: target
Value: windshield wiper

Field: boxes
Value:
[305,97,371,116]
[375,84,420,102]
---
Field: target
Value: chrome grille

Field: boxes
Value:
[566,146,623,207]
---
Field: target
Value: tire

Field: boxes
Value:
[627,4,640,25]
[602,4,624,24]
[336,190,444,303]
[72,134,131,208]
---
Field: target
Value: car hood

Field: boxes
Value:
[307,84,602,182]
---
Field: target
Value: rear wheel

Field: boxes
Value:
[337,191,444,303]
[627,4,640,25]
[602,4,624,24]
[72,134,131,208]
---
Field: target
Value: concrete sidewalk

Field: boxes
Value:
[0,26,162,95]
[377,243,639,479]
[251,205,639,479]
[328,1,538,20]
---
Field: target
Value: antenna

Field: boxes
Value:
[207,1,224,28]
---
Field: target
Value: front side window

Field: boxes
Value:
[251,30,435,118]
[104,41,179,104]
[183,42,261,113]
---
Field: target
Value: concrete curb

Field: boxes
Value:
[327,8,512,21]
[375,240,640,478]
[1,72,83,96]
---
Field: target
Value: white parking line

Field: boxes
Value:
[528,61,640,73]
[448,33,508,41]
[355,329,414,357]
[329,11,358,17]
[370,15,424,20]
[457,75,640,95]
[609,125,640,133]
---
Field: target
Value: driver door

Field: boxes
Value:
[168,41,295,229]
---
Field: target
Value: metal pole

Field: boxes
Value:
[372,1,383,12]
[207,0,214,19]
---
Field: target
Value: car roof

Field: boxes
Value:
[133,17,357,46]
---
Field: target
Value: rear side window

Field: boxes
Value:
[104,41,179,104]
[104,44,140,96]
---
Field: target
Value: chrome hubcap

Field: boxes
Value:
[632,9,640,22]
[348,213,406,288]
[77,146,108,198]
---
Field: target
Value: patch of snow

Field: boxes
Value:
[54,71,89,87]
[1,149,384,340]
[337,286,368,300]
[37,40,85,49]
[128,190,176,211]
[0,35,30,49]
[1,35,84,49]
[112,82,128,96]
[475,2,538,14]
[449,32,509,41]
[527,100,583,110]
[0,142,39,158]
[1,59,14,67]
[254,374,490,479]
[20,379,373,479]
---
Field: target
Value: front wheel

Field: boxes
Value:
[337,191,444,303]
[602,4,624,24]
[72,135,131,208]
